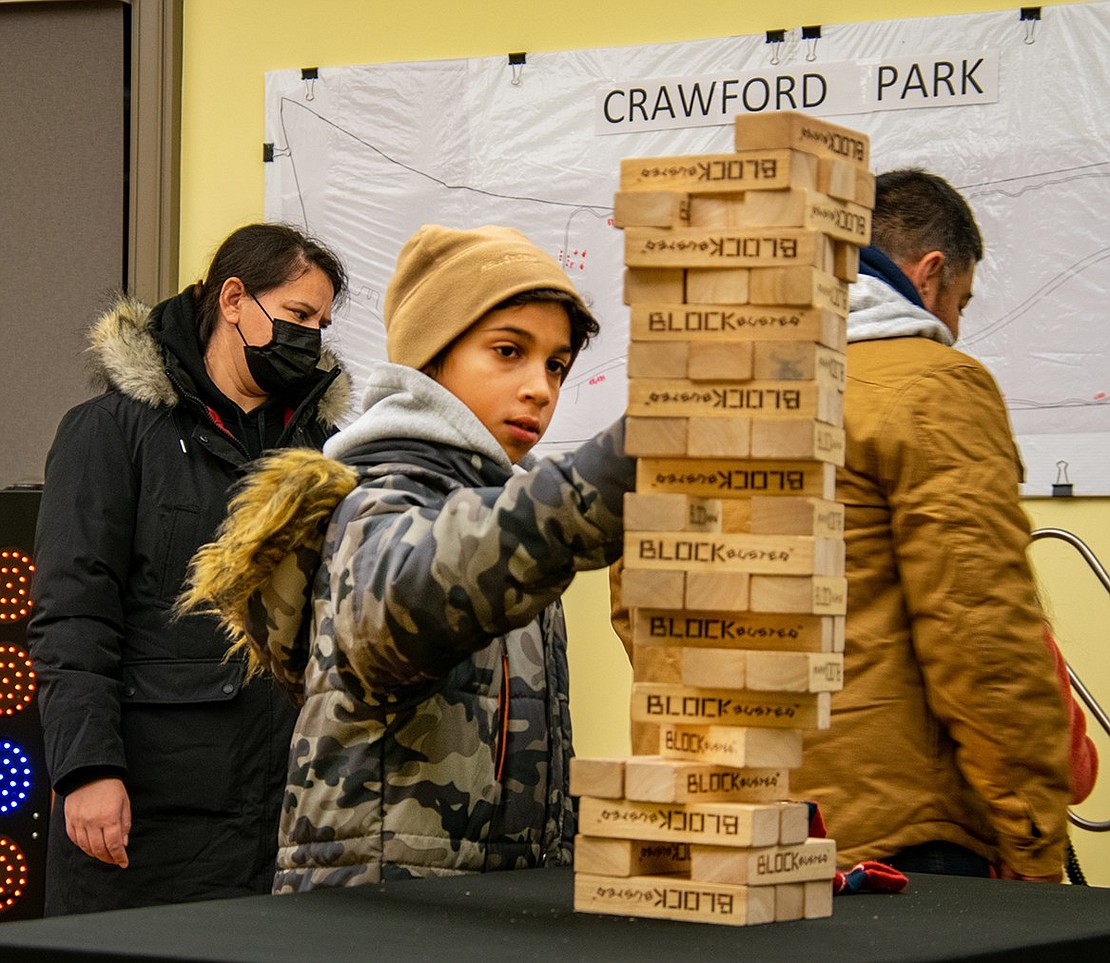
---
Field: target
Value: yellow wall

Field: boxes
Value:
[180,0,1110,883]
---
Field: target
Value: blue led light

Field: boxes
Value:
[0,741,32,816]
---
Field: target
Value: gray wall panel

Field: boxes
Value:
[0,1,125,486]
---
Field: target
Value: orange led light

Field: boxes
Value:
[0,550,34,623]
[0,645,35,715]
[0,837,28,911]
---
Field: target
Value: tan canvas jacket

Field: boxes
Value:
[791,330,1070,876]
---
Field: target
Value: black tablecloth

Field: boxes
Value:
[1,866,1108,962]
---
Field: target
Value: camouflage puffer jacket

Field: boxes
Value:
[187,363,634,892]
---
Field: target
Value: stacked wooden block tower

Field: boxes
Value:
[572,112,873,927]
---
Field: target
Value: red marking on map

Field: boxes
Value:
[558,248,588,272]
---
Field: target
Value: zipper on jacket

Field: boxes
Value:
[495,649,510,783]
[164,368,251,460]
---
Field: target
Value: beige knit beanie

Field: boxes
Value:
[384,224,590,370]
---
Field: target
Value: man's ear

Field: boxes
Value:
[902,251,946,304]
[218,276,247,326]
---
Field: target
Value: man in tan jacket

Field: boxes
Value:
[791,169,1071,881]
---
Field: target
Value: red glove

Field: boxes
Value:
[833,861,909,895]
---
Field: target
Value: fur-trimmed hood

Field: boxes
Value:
[87,292,352,425]
[179,447,359,696]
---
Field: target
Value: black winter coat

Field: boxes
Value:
[27,290,350,914]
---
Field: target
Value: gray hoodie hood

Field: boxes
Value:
[847,274,955,347]
[324,361,528,473]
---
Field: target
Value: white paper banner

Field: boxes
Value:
[265,4,1110,497]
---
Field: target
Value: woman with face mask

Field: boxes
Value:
[27,223,351,915]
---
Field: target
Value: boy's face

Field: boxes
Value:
[429,301,573,464]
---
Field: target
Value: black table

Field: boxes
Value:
[0,867,1108,962]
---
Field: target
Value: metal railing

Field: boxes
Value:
[1031,527,1110,832]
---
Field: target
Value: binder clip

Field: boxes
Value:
[765,30,785,66]
[1052,460,1073,497]
[508,52,526,87]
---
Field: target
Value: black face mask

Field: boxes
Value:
[238,292,323,394]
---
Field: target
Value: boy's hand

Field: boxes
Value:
[64,777,131,868]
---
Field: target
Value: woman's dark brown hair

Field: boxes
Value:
[193,223,347,348]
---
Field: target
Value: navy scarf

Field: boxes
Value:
[858,246,925,308]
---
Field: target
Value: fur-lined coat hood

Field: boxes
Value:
[86,292,352,425]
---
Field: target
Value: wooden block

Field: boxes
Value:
[775,882,805,921]
[633,643,683,684]
[632,682,831,730]
[623,756,790,804]
[749,497,844,538]
[745,651,844,693]
[685,267,750,304]
[627,378,842,424]
[816,233,837,274]
[817,157,859,204]
[685,496,728,532]
[749,266,849,317]
[574,872,776,927]
[681,647,746,690]
[632,719,661,756]
[723,188,806,225]
[751,342,846,389]
[635,457,836,500]
[629,303,845,349]
[686,417,751,459]
[624,267,684,305]
[682,649,845,696]
[750,420,845,463]
[624,492,688,532]
[577,796,783,848]
[719,499,753,532]
[804,878,834,918]
[750,575,847,614]
[734,110,870,169]
[625,227,829,270]
[624,532,843,577]
[613,189,689,228]
[855,167,877,209]
[690,837,838,886]
[688,194,749,228]
[817,159,875,212]
[684,571,751,612]
[627,340,688,379]
[573,835,691,877]
[620,568,685,610]
[620,148,816,193]
[569,757,625,799]
[802,194,870,247]
[633,610,843,653]
[778,802,812,845]
[833,240,860,282]
[624,492,725,533]
[722,188,870,247]
[624,416,687,456]
[660,724,804,769]
[687,342,754,381]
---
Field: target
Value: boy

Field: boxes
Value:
[182,225,634,891]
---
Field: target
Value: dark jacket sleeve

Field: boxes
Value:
[28,401,137,793]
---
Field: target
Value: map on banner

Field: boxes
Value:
[265,3,1110,496]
